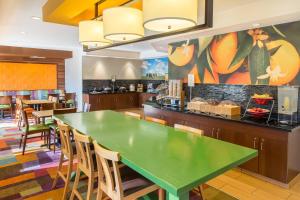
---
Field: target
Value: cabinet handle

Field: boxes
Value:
[253,137,257,149]
[216,128,220,139]
[211,128,215,138]
[260,139,265,151]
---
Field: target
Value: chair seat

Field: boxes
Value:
[120,167,155,197]
[49,123,58,130]
[22,124,49,132]
[0,104,11,109]
[45,119,55,126]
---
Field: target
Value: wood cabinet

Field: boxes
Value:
[83,93,139,111]
[143,104,300,184]
[138,93,157,107]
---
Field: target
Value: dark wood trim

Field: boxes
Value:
[85,0,214,52]
[0,56,65,64]
[0,46,72,59]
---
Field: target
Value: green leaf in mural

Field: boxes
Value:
[237,31,247,49]
[198,36,214,57]
[197,51,206,83]
[206,48,215,78]
[269,45,282,56]
[248,43,270,85]
[169,46,177,55]
[272,25,286,38]
[228,33,254,70]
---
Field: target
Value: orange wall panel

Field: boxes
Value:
[0,62,57,91]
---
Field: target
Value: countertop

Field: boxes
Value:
[83,91,158,95]
[144,101,299,132]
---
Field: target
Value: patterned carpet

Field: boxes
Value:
[0,117,237,200]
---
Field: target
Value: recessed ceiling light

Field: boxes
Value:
[31,16,41,20]
[20,31,26,35]
[252,23,261,28]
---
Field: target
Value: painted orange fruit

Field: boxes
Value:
[168,44,195,67]
[210,33,244,74]
[183,65,219,84]
[265,40,300,86]
[226,72,251,85]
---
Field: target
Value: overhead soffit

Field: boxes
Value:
[42,0,142,26]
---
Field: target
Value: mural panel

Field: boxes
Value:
[142,57,168,80]
[168,21,300,85]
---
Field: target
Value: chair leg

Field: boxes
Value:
[62,158,73,200]
[70,167,81,200]
[159,189,165,200]
[96,180,103,200]
[198,185,205,200]
[53,131,56,153]
[86,175,95,200]
[52,152,64,189]
[22,134,27,155]
[19,135,23,148]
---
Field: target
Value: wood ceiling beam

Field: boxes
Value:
[0,46,72,59]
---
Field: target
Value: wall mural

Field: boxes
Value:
[168,21,300,85]
[142,57,168,80]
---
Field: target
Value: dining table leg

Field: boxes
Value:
[167,192,189,200]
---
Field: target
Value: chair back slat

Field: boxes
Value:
[0,96,12,105]
[83,103,91,112]
[124,112,141,119]
[174,124,204,136]
[145,116,167,125]
[16,95,31,100]
[20,103,29,132]
[93,141,123,199]
[73,129,94,174]
[57,122,73,157]
[53,108,77,115]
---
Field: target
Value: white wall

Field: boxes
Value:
[65,49,83,111]
[83,56,143,80]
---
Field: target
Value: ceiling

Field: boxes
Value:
[43,0,142,26]
[0,0,79,49]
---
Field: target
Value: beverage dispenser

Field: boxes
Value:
[277,86,299,124]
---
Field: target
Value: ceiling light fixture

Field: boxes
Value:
[252,23,261,28]
[20,31,26,35]
[103,7,144,42]
[79,20,112,47]
[143,0,198,32]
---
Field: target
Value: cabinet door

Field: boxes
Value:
[259,137,288,183]
[98,95,116,110]
[235,131,259,173]
[218,128,237,144]
[129,93,139,108]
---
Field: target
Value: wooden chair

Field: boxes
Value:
[16,95,31,100]
[174,124,204,136]
[19,104,50,155]
[174,124,204,198]
[49,108,77,153]
[145,116,167,125]
[65,93,76,108]
[83,102,91,112]
[52,96,58,103]
[70,129,97,200]
[124,111,141,120]
[40,103,55,111]
[15,98,34,129]
[93,141,162,200]
[52,122,76,200]
[0,96,13,118]
[48,96,53,101]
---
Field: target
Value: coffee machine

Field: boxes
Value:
[277,86,299,125]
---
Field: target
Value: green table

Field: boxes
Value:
[54,110,257,200]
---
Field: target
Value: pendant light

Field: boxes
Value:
[79,20,112,47]
[103,7,144,42]
[143,0,198,32]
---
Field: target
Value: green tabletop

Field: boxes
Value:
[54,111,257,200]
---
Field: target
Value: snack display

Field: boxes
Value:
[247,108,270,118]
[252,93,273,105]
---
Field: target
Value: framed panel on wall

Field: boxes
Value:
[0,62,57,91]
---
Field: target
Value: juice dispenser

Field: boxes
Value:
[278,86,299,124]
